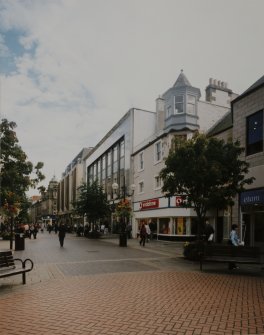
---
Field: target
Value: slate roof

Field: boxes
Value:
[232,74,264,103]
[207,111,232,137]
[173,70,192,87]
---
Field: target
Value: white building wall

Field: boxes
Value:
[133,109,156,148]
[198,101,230,132]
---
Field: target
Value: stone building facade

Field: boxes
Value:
[232,75,264,248]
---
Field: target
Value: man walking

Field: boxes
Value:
[58,223,67,247]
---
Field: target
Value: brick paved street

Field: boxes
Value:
[0,232,263,335]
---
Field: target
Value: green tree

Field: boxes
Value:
[0,118,45,247]
[160,133,254,238]
[72,181,110,233]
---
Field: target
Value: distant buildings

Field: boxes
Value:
[29,177,58,225]
[57,147,93,225]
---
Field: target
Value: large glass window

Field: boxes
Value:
[120,140,125,171]
[102,156,106,181]
[88,166,93,185]
[174,95,184,114]
[97,160,101,183]
[93,164,96,181]
[107,151,112,178]
[174,217,186,235]
[159,218,170,234]
[246,110,263,155]
[113,146,118,173]
[187,94,195,115]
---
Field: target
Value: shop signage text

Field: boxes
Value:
[140,198,159,210]
[240,189,264,205]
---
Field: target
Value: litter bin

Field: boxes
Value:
[119,232,127,247]
[15,233,25,251]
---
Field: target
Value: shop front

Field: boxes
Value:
[240,188,264,248]
[133,196,198,241]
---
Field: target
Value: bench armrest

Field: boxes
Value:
[13,258,34,271]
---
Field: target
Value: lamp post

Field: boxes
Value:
[112,178,135,247]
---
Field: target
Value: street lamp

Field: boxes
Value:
[112,178,135,247]
[112,183,135,198]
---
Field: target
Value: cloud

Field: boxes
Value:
[0,0,264,194]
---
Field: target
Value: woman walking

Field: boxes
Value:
[139,223,147,247]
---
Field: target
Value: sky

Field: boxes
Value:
[0,0,264,196]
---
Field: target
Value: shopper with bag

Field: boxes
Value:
[204,220,214,243]
[228,224,241,269]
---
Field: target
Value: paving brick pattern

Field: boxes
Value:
[0,233,263,335]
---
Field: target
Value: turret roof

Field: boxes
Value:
[173,70,192,87]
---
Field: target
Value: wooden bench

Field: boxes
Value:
[199,244,262,272]
[0,250,34,284]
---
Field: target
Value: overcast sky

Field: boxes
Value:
[0,0,263,196]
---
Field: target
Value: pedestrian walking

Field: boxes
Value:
[204,220,214,243]
[33,224,38,239]
[58,223,67,247]
[228,224,241,270]
[145,223,151,242]
[29,224,34,239]
[139,223,147,247]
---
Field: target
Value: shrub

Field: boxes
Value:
[183,241,204,261]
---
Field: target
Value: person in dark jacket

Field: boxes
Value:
[58,223,67,247]
[139,223,147,247]
[204,220,214,243]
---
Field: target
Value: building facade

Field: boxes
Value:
[29,177,58,225]
[85,108,156,232]
[57,147,93,226]
[132,71,236,240]
[232,75,264,249]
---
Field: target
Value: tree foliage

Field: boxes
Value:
[72,181,110,228]
[0,118,45,222]
[160,133,254,236]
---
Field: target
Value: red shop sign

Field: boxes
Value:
[176,196,183,206]
[140,198,159,210]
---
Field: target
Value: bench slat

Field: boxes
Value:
[199,244,262,271]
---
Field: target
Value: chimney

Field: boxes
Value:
[156,96,165,133]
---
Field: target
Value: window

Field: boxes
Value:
[102,156,106,181]
[187,94,195,115]
[88,166,93,185]
[113,145,118,173]
[93,164,96,180]
[154,141,162,163]
[139,152,144,171]
[120,140,125,171]
[246,110,263,156]
[166,105,172,118]
[139,181,144,193]
[107,151,112,178]
[97,160,101,183]
[154,175,161,189]
[174,95,184,114]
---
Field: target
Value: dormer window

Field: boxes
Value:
[174,95,184,114]
[166,105,172,118]
[187,94,196,115]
